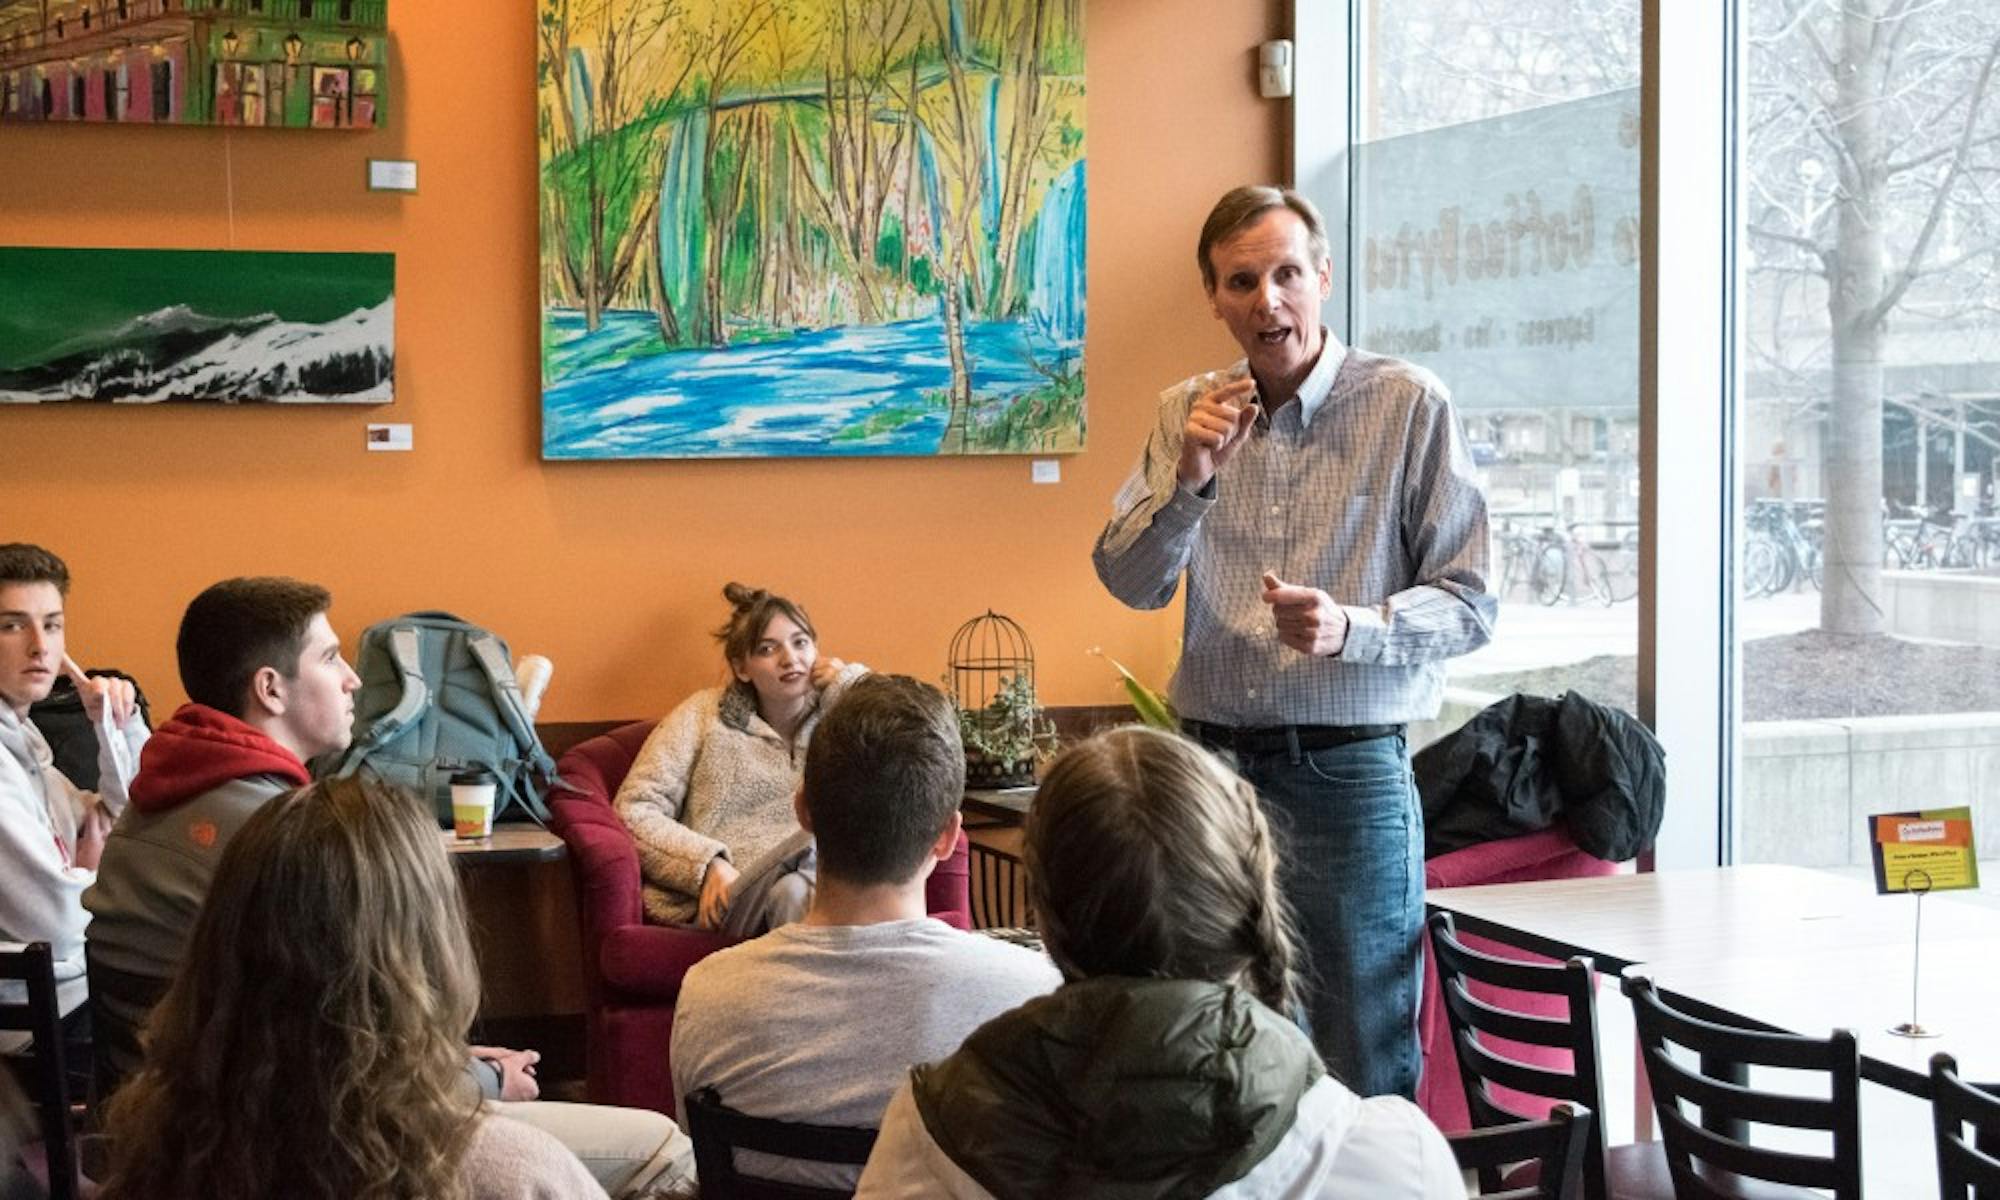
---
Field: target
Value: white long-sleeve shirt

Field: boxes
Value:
[0,702,146,981]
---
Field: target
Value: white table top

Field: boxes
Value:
[1427,863,1999,973]
[1427,864,2000,1095]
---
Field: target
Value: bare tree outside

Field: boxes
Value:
[1364,0,1638,138]
[1745,0,2000,634]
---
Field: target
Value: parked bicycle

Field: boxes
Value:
[1495,516,1617,607]
[1744,498,1823,597]
[1570,520,1639,603]
[1880,503,1995,570]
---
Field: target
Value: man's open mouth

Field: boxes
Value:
[1258,327,1291,344]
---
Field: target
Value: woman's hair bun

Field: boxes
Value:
[722,581,768,611]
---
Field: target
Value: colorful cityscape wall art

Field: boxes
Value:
[0,246,395,404]
[0,0,387,128]
[537,0,1086,459]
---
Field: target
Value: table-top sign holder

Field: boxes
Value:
[1868,806,1979,1041]
[1889,867,1937,1040]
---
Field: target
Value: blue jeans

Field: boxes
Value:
[1228,731,1423,1099]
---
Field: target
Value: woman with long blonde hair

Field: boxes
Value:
[98,776,604,1200]
[857,727,1463,1199]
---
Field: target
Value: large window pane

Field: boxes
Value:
[1356,1,1643,741]
[1735,0,2000,884]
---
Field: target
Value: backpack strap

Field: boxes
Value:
[332,626,432,778]
[464,633,558,823]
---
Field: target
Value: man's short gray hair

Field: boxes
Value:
[1196,186,1331,291]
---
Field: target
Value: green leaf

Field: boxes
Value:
[1099,653,1177,731]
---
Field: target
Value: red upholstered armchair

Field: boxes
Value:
[1416,828,1619,1132]
[550,720,972,1117]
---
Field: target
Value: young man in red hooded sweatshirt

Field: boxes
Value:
[83,576,359,1096]
[80,579,696,1198]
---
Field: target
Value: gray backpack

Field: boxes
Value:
[328,611,557,825]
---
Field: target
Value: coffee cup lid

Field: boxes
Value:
[450,768,499,786]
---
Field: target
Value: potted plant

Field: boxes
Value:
[958,671,1058,788]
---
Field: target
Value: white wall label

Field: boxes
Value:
[367,423,413,451]
[1031,459,1061,484]
[368,159,419,193]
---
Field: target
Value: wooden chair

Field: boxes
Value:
[683,1086,878,1200]
[968,838,1031,929]
[1450,1102,1595,1200]
[1622,974,1861,1200]
[1930,1052,2000,1199]
[0,942,77,1200]
[1428,911,1669,1200]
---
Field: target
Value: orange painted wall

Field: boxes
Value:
[1,1,1285,721]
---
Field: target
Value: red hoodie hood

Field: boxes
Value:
[128,703,311,814]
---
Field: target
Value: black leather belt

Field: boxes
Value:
[1182,720,1403,755]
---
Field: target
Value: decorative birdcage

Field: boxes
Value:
[947,611,1055,788]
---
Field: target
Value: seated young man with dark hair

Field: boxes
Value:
[670,673,1060,1191]
[84,579,694,1198]
[83,576,361,1093]
[0,543,147,1014]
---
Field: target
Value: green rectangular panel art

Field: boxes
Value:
[0,0,389,128]
[0,246,394,404]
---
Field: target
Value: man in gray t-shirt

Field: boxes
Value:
[669,675,1059,1190]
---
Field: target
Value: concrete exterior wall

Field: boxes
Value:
[1740,712,2000,867]
[1419,688,2000,868]
[1883,569,2000,647]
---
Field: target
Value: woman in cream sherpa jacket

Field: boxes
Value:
[615,583,863,931]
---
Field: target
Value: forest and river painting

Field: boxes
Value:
[537,0,1084,459]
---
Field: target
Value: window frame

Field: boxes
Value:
[1290,0,1739,868]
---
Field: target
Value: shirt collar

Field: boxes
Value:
[1292,328,1346,427]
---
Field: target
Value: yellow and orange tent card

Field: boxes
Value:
[1870,807,1979,894]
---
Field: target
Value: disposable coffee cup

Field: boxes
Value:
[450,769,498,840]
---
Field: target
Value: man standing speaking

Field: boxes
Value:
[1094,186,1495,1098]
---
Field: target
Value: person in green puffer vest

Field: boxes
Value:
[856,727,1465,1199]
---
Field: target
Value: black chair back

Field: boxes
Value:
[0,942,76,1200]
[1622,974,1861,1200]
[683,1086,878,1200]
[1429,911,1610,1199]
[1931,1052,2000,1199]
[1449,1102,1594,1200]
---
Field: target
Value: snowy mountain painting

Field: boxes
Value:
[0,247,394,404]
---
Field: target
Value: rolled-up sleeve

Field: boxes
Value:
[1094,384,1214,610]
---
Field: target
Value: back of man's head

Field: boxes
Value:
[803,674,965,886]
[177,577,331,718]
[0,543,69,594]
